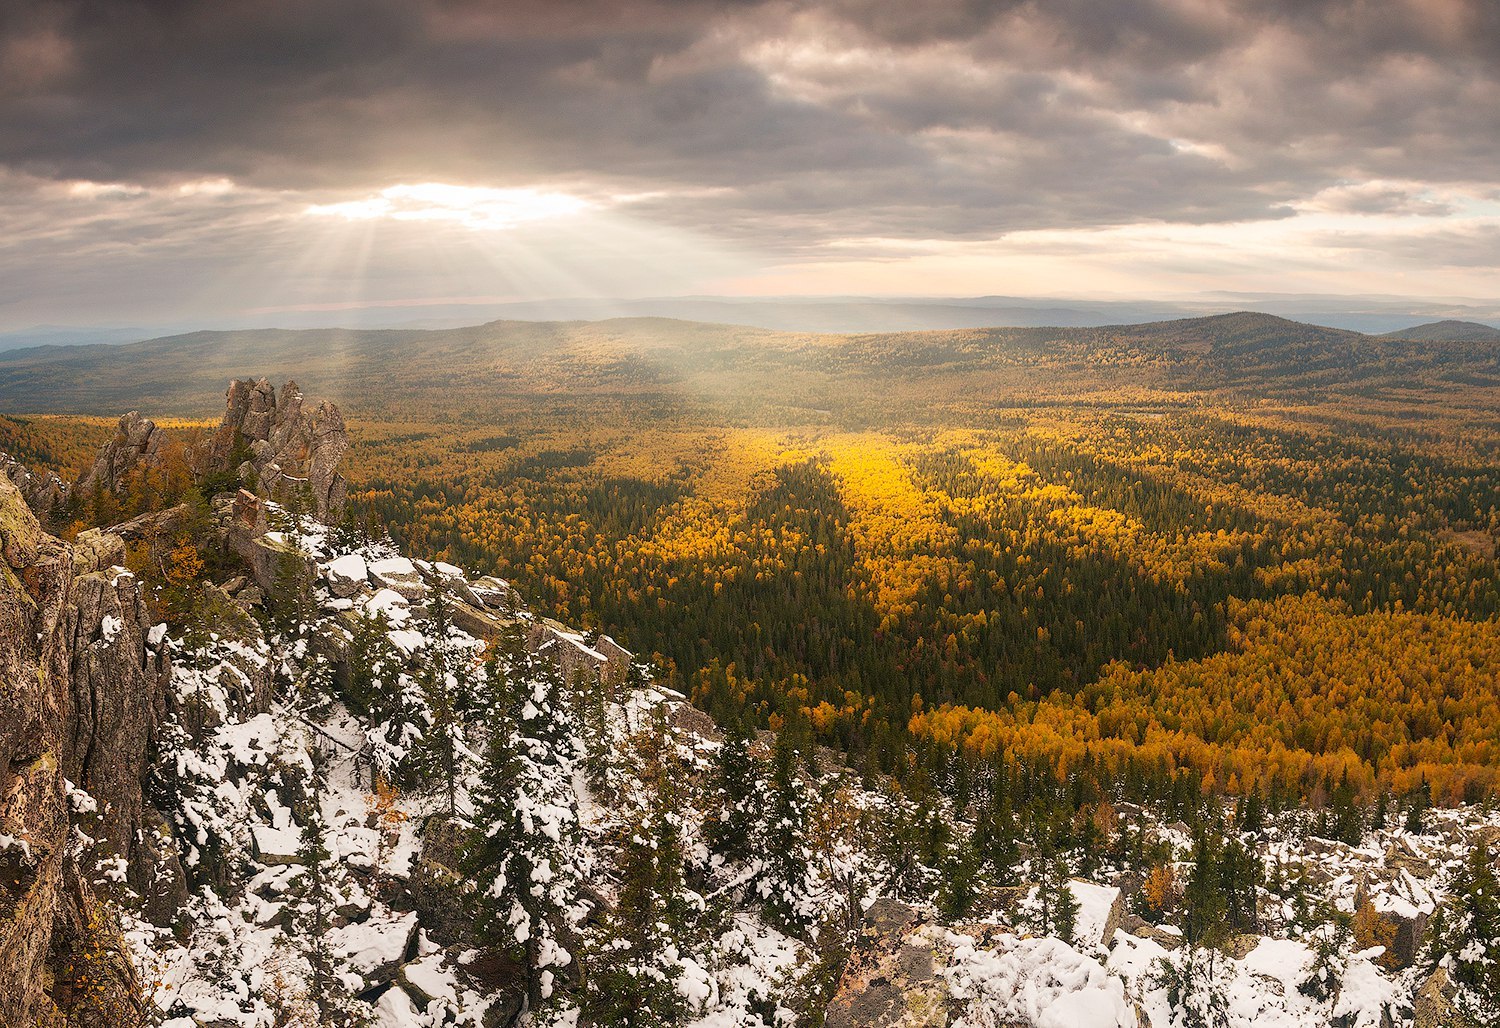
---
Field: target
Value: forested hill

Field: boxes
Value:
[0,310,1495,416]
[1381,319,1500,343]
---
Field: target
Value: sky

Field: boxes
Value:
[3,0,1500,330]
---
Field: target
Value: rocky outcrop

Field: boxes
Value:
[63,558,172,894]
[0,474,166,1027]
[2,452,70,522]
[196,378,349,520]
[75,412,165,500]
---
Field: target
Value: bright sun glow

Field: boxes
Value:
[305,183,595,230]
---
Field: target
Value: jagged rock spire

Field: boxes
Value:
[198,377,350,521]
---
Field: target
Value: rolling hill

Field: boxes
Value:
[1381,319,1500,343]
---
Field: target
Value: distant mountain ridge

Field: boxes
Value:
[0,310,1494,416]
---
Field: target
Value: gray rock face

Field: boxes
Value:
[197,378,349,521]
[0,474,165,1027]
[76,411,165,499]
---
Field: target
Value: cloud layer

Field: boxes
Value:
[2,0,1499,325]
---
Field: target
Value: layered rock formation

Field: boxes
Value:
[195,378,349,520]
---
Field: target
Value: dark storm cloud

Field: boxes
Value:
[0,0,1497,254]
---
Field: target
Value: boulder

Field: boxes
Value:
[826,902,953,1028]
[324,553,370,598]
[251,825,303,867]
[71,528,127,575]
[1121,915,1183,951]
[333,909,420,985]
[1070,880,1125,950]
[468,575,516,610]
[368,556,427,601]
[1414,966,1467,1028]
[1356,869,1436,969]
[1223,934,1262,960]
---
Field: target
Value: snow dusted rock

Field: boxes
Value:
[944,933,1136,1028]
[1385,837,1435,879]
[251,824,304,866]
[373,984,424,1028]
[334,908,421,985]
[1071,879,1125,950]
[369,556,428,600]
[468,575,516,610]
[1355,867,1436,968]
[325,552,370,598]
[529,620,633,687]
[1119,914,1183,951]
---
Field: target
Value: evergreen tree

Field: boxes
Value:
[1405,779,1432,834]
[1329,772,1362,845]
[706,717,762,867]
[938,831,984,921]
[585,707,693,1028]
[343,611,428,786]
[283,749,363,1027]
[415,582,480,814]
[463,642,588,1023]
[1022,850,1080,944]
[1182,827,1229,948]
[266,547,330,704]
[976,788,1021,887]
[755,728,819,933]
[1237,789,1265,837]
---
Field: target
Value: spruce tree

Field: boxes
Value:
[1183,827,1229,948]
[707,717,762,867]
[1022,849,1079,944]
[585,706,692,1027]
[463,642,588,1023]
[283,750,362,1026]
[756,728,819,933]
